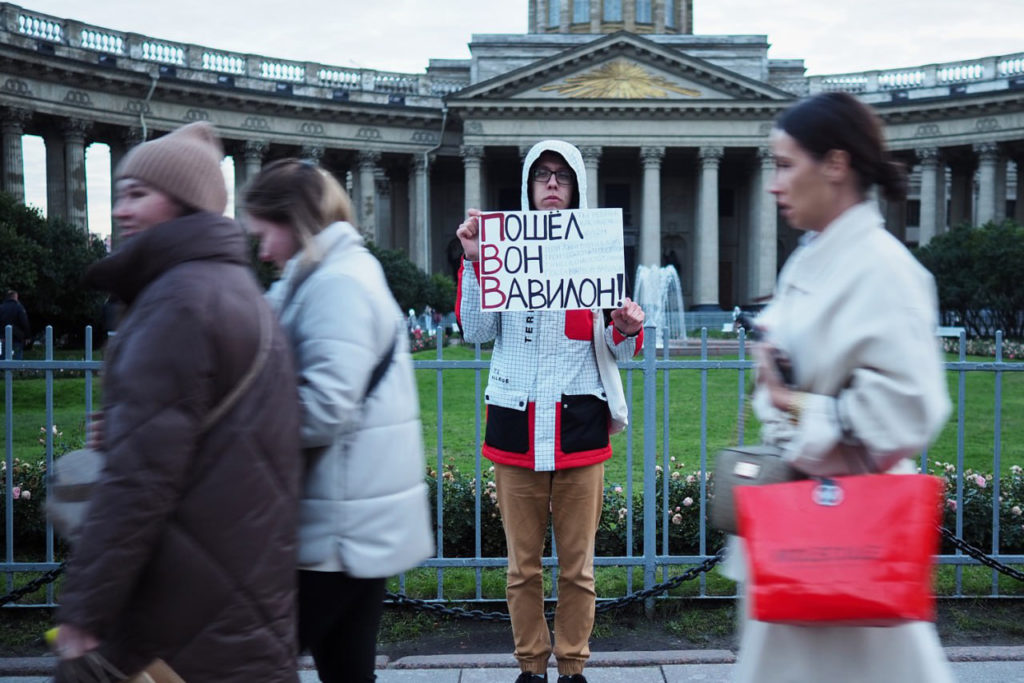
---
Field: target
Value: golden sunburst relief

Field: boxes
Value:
[539,60,702,99]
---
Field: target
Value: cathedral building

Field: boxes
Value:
[1,1,1022,309]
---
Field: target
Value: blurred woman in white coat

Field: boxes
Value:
[727,92,954,683]
[243,159,433,683]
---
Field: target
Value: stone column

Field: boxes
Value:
[109,126,144,248]
[461,145,483,214]
[1,108,31,202]
[409,154,431,271]
[639,146,664,266]
[233,140,267,217]
[62,118,91,230]
[750,146,777,302]
[975,142,999,226]
[358,150,380,242]
[694,146,723,310]
[993,153,1008,222]
[558,0,570,32]
[242,140,267,183]
[1015,158,1024,224]
[44,128,66,221]
[948,161,972,228]
[590,0,601,32]
[300,145,324,165]
[916,147,944,246]
[579,145,602,209]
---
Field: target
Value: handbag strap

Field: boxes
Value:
[200,303,273,435]
[363,323,397,402]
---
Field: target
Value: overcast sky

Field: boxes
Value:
[14,0,1024,237]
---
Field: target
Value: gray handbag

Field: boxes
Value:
[709,443,804,535]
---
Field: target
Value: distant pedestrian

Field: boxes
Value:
[243,158,434,683]
[0,290,30,359]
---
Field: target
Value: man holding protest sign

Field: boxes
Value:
[455,140,644,683]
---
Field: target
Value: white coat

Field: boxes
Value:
[267,222,434,578]
[728,201,955,683]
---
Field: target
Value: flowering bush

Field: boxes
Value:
[408,328,431,354]
[0,425,81,550]
[425,461,507,557]
[928,461,1024,554]
[431,458,724,559]
[941,337,1024,360]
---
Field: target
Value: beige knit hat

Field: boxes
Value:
[116,121,227,214]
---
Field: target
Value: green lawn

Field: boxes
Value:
[415,345,1024,481]
[2,345,1021,481]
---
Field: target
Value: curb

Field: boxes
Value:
[3,646,1022,675]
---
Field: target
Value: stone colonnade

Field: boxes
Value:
[0,108,434,270]
[460,141,775,308]
[913,142,1024,245]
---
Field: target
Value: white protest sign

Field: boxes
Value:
[477,208,625,311]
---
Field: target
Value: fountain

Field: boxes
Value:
[633,265,687,346]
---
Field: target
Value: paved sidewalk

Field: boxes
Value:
[3,646,1023,682]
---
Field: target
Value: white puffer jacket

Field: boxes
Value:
[266,221,433,577]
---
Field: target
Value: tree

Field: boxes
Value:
[0,193,108,346]
[914,220,1024,339]
[366,242,456,315]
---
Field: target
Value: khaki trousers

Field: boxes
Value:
[494,461,605,676]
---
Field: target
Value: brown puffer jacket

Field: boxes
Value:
[57,212,302,682]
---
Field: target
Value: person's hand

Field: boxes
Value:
[456,209,482,261]
[86,411,104,450]
[610,297,644,337]
[753,342,796,413]
[54,623,100,660]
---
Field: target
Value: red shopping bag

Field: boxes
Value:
[735,474,943,626]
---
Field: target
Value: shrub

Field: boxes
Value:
[929,461,1024,554]
[914,220,1024,340]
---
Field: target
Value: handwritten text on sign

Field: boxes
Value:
[478,208,625,311]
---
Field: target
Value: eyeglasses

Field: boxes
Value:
[531,168,574,186]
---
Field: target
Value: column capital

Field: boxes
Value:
[640,146,665,167]
[244,139,268,162]
[460,145,484,162]
[122,126,145,148]
[518,145,532,161]
[60,118,92,143]
[915,147,942,165]
[358,149,381,168]
[699,146,724,165]
[579,145,603,164]
[973,142,999,161]
[1,107,32,133]
[413,153,434,172]
[301,145,325,165]
[757,145,775,167]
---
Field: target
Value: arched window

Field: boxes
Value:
[573,0,590,23]
[636,0,652,23]
[548,0,560,27]
[603,0,622,22]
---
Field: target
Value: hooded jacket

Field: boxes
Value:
[456,140,642,472]
[58,212,302,683]
[265,221,433,577]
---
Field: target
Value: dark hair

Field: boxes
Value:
[526,152,580,210]
[776,92,907,202]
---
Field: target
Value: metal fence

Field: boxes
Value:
[3,323,1023,608]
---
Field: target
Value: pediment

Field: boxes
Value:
[451,32,793,104]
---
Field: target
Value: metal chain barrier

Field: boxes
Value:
[2,528,1021,612]
[938,526,1024,582]
[0,561,66,607]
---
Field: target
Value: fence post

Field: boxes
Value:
[642,322,657,617]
